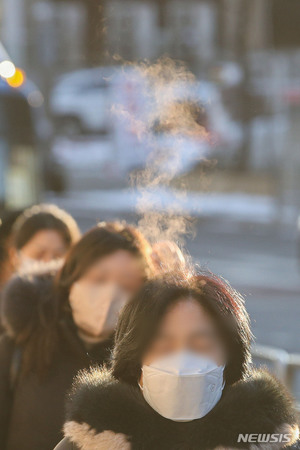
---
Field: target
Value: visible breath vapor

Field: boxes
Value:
[112,57,210,252]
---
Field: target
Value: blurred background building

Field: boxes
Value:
[1,0,300,212]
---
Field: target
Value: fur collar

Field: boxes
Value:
[63,367,299,450]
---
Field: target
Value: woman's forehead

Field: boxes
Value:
[22,229,66,250]
[90,250,143,272]
[160,299,216,332]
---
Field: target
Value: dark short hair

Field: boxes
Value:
[13,204,80,250]
[112,272,253,386]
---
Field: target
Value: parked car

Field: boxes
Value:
[50,66,242,182]
[149,80,243,174]
[50,67,115,135]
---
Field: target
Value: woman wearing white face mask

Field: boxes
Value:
[12,203,81,274]
[0,205,79,334]
[0,222,153,450]
[55,272,299,450]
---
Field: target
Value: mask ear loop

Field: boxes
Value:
[222,364,226,389]
[220,365,226,390]
[138,368,144,390]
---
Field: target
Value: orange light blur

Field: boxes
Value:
[6,68,25,88]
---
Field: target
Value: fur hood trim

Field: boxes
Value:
[63,367,299,450]
[1,273,56,340]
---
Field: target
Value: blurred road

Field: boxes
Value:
[187,221,300,354]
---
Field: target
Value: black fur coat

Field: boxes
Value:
[0,274,114,450]
[54,366,300,450]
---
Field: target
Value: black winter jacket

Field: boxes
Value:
[0,274,114,450]
[54,366,300,450]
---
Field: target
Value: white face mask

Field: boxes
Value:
[69,282,129,338]
[141,351,225,422]
[18,253,64,275]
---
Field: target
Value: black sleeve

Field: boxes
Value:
[0,334,14,446]
[1,274,55,339]
[53,437,78,450]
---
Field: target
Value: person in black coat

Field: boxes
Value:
[0,204,80,334]
[55,272,300,450]
[0,221,153,450]
[0,204,80,288]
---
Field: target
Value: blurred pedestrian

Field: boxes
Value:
[0,204,80,333]
[55,271,299,450]
[12,203,81,274]
[0,221,153,450]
